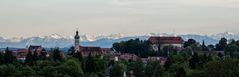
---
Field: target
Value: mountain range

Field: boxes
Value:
[0,32,239,48]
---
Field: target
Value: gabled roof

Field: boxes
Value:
[16,49,28,53]
[148,36,184,44]
[80,46,102,52]
[28,45,42,51]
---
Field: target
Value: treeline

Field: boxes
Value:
[111,37,239,77]
[113,37,239,58]
[112,38,154,57]
[0,37,239,77]
[0,48,112,77]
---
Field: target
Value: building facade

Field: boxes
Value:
[148,36,184,51]
[73,30,112,57]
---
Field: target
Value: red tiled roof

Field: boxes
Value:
[149,36,184,44]
[80,46,102,52]
[101,48,112,51]
[16,49,28,53]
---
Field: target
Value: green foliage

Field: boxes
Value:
[127,60,144,77]
[1,38,239,77]
[4,47,16,64]
[145,61,164,77]
[175,67,186,77]
[0,64,18,76]
[216,37,228,51]
[113,38,153,57]
[51,48,64,62]
[225,42,239,58]
[189,52,200,69]
[84,53,97,73]
[164,57,172,71]
[62,59,84,77]
[0,53,4,65]
[184,39,201,51]
[18,66,36,76]
[25,51,33,65]
[204,60,239,77]
[110,62,126,77]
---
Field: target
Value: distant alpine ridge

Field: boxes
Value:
[0,32,239,48]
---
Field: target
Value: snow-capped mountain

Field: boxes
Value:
[0,32,239,48]
[211,32,239,40]
[46,34,64,39]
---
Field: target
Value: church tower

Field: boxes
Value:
[74,30,80,53]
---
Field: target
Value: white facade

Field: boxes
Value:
[160,44,183,50]
[151,44,183,51]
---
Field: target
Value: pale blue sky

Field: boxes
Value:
[0,0,239,38]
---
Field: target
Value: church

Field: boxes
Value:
[73,30,112,57]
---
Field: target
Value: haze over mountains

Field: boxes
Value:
[0,32,239,48]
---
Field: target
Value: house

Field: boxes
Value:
[148,36,184,51]
[28,45,43,52]
[112,53,138,61]
[15,49,28,61]
[141,57,167,65]
[101,48,113,56]
[80,46,103,57]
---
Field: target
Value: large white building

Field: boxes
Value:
[148,36,184,51]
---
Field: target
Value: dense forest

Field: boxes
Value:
[0,38,239,77]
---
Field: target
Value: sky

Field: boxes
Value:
[0,0,239,38]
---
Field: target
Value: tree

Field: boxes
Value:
[112,38,151,57]
[0,64,19,76]
[52,48,63,62]
[153,63,164,77]
[184,39,202,51]
[216,38,227,51]
[164,57,172,71]
[4,47,16,64]
[84,53,97,73]
[0,53,4,65]
[204,60,239,77]
[25,51,33,65]
[33,50,39,61]
[208,44,215,51]
[110,62,126,77]
[40,51,47,60]
[130,60,144,77]
[225,40,239,58]
[189,52,199,69]
[144,61,163,77]
[68,46,75,55]
[175,67,186,77]
[184,39,197,48]
[19,66,36,76]
[62,59,84,77]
